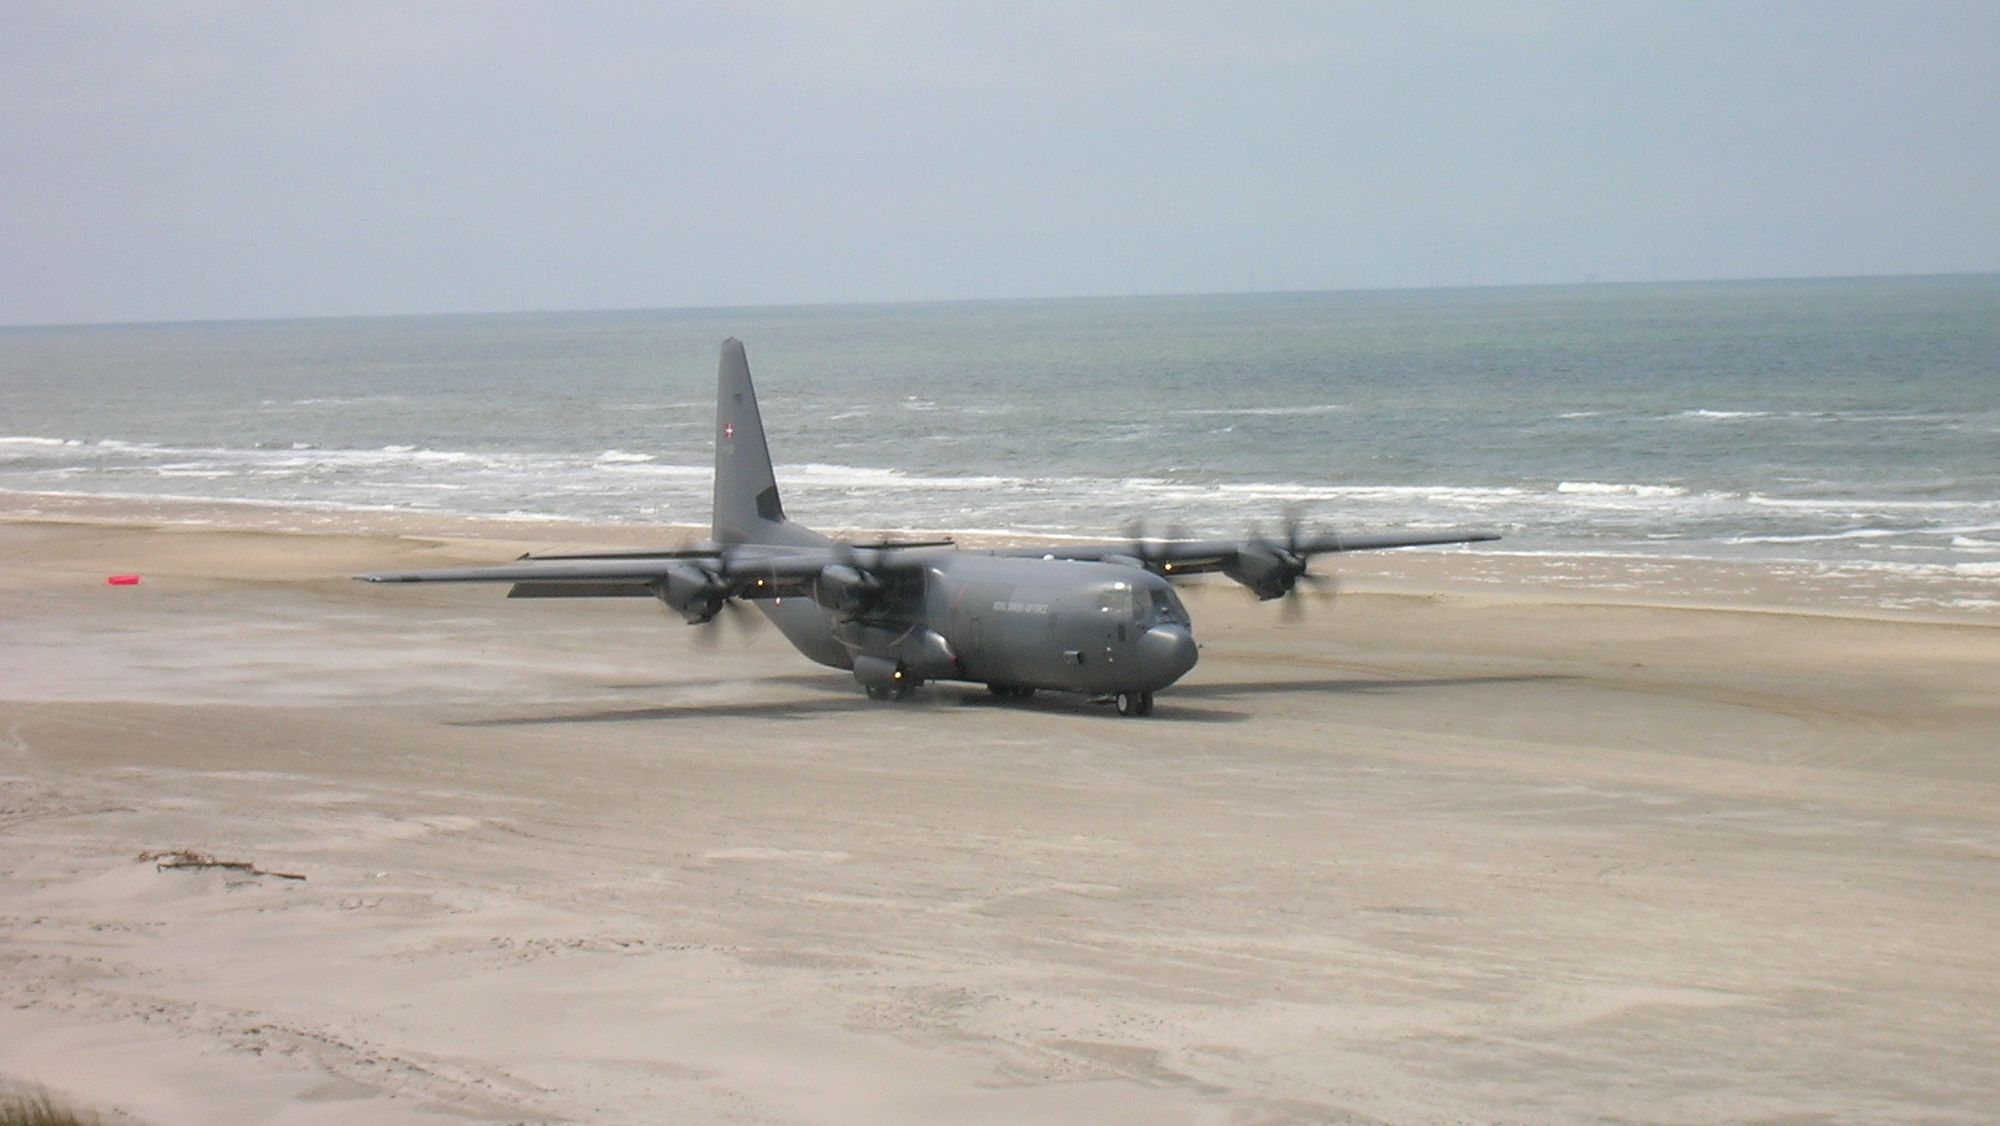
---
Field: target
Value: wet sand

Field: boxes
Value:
[3,507,1998,1123]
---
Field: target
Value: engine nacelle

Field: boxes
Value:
[654,561,731,623]
[1222,543,1303,601]
[812,563,882,618]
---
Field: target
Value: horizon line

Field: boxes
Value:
[4,268,1995,333]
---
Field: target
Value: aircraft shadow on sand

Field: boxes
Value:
[452,672,1558,728]
[1169,672,1568,699]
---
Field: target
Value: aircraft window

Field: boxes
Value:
[1150,588,1187,624]
[1097,587,1137,616]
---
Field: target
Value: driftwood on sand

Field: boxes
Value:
[138,849,305,881]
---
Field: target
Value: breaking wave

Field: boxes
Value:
[1557,481,1690,498]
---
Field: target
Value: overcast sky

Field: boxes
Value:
[3,2,1996,325]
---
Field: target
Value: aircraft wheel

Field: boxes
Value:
[865,685,891,701]
[988,684,1015,699]
[1115,690,1157,717]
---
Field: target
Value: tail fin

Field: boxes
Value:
[712,339,788,544]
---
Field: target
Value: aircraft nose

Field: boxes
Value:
[1136,623,1199,688]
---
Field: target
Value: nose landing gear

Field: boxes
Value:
[1113,689,1154,717]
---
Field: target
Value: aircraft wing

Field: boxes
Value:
[356,550,845,600]
[1263,528,1502,560]
[1005,529,1499,575]
[996,527,1499,600]
[357,529,1497,607]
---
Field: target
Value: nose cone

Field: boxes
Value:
[1136,623,1199,689]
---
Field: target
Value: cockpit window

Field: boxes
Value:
[1097,583,1137,617]
[1098,581,1188,625]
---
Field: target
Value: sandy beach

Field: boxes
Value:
[4,499,1998,1124]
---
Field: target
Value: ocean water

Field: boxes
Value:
[4,276,1998,585]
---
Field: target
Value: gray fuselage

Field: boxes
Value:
[755,547,1200,695]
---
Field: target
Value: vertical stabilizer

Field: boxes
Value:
[712,339,788,544]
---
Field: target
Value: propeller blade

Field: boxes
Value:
[1122,518,1157,569]
[723,596,762,639]
[690,589,763,648]
[832,539,882,573]
[1275,569,1341,626]
[1251,505,1335,626]
[1300,570,1341,606]
[1299,570,1341,599]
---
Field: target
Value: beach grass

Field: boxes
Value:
[0,1090,99,1126]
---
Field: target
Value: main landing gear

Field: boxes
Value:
[854,654,918,701]
[982,683,1155,716]
[1113,689,1154,718]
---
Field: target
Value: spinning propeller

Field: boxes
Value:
[688,593,762,647]
[1265,510,1341,623]
[1230,509,1342,624]
[1122,511,1342,621]
[641,544,765,645]
[1121,519,1191,575]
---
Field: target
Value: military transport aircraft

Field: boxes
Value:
[359,340,1498,716]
